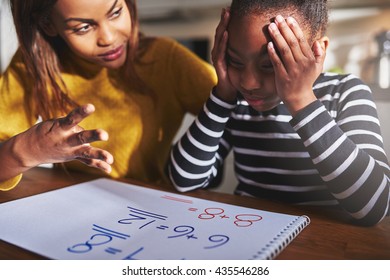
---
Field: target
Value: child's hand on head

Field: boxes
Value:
[267,15,326,115]
[211,8,237,102]
[16,104,114,174]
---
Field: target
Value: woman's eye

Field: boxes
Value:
[73,24,91,35]
[110,7,123,19]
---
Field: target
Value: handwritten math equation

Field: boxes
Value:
[66,202,263,259]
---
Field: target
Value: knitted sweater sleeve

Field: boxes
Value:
[0,50,33,191]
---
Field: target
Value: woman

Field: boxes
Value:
[0,0,217,190]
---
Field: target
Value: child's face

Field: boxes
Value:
[227,14,310,112]
[48,0,132,69]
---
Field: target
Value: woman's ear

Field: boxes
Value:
[39,19,58,37]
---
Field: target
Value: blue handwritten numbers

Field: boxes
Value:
[168,226,197,239]
[204,235,230,249]
[66,202,264,259]
[67,224,130,254]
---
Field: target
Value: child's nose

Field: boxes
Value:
[240,67,262,92]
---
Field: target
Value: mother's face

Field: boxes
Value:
[46,0,132,69]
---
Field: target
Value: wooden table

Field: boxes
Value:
[0,167,389,260]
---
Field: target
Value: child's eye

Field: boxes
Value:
[110,7,123,20]
[258,59,274,73]
[260,62,274,73]
[226,55,244,68]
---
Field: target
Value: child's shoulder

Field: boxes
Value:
[316,72,368,89]
[314,72,372,99]
[318,72,364,82]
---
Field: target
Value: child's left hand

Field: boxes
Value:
[267,15,326,116]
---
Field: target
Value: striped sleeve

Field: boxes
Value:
[168,90,235,192]
[290,75,389,226]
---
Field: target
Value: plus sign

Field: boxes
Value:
[186,234,198,240]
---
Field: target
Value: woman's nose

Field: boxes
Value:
[97,23,115,46]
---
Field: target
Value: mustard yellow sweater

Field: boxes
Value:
[0,37,217,190]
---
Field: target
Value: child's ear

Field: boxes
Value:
[317,36,329,52]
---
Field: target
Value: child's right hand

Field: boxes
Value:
[15,104,113,173]
[211,8,237,102]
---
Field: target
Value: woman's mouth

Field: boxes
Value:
[99,45,125,62]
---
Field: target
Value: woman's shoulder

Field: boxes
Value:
[3,49,27,73]
[1,49,33,86]
[140,36,179,48]
[138,36,183,59]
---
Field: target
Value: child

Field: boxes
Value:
[0,0,216,190]
[168,0,390,226]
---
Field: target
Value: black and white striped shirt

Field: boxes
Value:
[168,73,390,226]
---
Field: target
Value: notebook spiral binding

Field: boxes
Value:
[252,215,311,260]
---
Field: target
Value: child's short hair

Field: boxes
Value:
[230,0,329,41]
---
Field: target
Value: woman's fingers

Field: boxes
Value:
[23,103,114,172]
[70,126,113,173]
[59,104,95,130]
[76,145,114,173]
[69,128,109,146]
[76,146,113,164]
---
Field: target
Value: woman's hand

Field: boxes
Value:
[267,15,326,116]
[211,8,237,102]
[14,104,113,173]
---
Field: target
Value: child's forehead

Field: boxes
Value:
[227,11,313,54]
[230,10,310,35]
[233,7,302,24]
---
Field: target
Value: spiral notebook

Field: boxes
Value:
[0,178,309,260]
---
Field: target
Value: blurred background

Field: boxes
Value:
[1,0,390,193]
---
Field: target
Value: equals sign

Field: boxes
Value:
[105,247,122,255]
[92,224,130,240]
[156,225,169,230]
